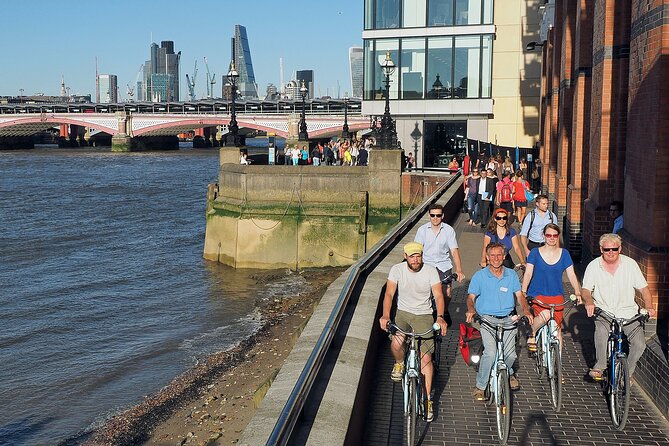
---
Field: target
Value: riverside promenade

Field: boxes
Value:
[240,187,669,445]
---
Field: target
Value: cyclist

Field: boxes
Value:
[466,242,533,401]
[582,233,656,380]
[379,242,448,422]
[414,203,465,325]
[521,223,581,352]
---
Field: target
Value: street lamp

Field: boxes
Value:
[341,91,350,140]
[410,122,422,172]
[525,41,545,51]
[378,52,398,149]
[432,74,444,99]
[224,61,240,147]
[298,80,309,141]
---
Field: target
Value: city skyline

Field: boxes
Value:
[1,0,362,101]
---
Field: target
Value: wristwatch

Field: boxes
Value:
[437,314,445,319]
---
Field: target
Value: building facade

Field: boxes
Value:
[232,25,259,99]
[349,46,364,98]
[362,0,541,168]
[98,74,118,103]
[296,70,314,99]
[141,41,180,102]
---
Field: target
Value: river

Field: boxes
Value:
[0,145,310,445]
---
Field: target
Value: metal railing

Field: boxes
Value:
[266,172,462,445]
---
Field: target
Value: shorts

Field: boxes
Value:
[391,310,436,355]
[530,294,565,325]
[515,200,528,208]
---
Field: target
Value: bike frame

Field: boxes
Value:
[531,296,574,378]
[476,317,517,403]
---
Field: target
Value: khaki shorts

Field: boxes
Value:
[391,310,436,355]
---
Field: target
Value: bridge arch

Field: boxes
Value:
[0,116,117,137]
[132,118,290,138]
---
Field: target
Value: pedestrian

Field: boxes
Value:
[311,145,321,166]
[406,152,415,171]
[495,172,514,215]
[610,200,624,234]
[358,146,369,166]
[284,145,292,165]
[519,194,557,257]
[464,169,480,225]
[480,208,525,269]
[475,168,496,227]
[512,170,531,225]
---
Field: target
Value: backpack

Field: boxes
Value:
[499,182,513,203]
[459,323,483,369]
[524,209,555,233]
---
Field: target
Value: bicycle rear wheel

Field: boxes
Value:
[406,377,418,446]
[609,356,630,430]
[548,342,562,411]
[496,369,511,444]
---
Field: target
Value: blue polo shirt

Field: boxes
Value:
[468,267,521,316]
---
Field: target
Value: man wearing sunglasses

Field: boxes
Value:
[415,204,465,324]
[581,233,656,380]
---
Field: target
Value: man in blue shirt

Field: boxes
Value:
[466,242,533,401]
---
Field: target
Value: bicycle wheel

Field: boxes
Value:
[406,377,417,446]
[496,368,511,444]
[548,342,562,411]
[535,334,545,378]
[609,356,630,430]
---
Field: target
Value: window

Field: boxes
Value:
[375,0,400,29]
[424,120,467,167]
[455,0,481,25]
[482,0,493,24]
[364,40,375,100]
[454,36,481,98]
[374,40,400,99]
[400,38,426,99]
[428,0,453,26]
[427,37,453,98]
[403,0,426,27]
[481,35,493,97]
[364,0,374,29]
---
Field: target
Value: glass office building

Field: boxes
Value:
[349,47,364,99]
[362,0,541,168]
[98,74,118,103]
[232,25,259,99]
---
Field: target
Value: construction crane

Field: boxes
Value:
[203,57,215,99]
[186,60,198,101]
[126,64,144,101]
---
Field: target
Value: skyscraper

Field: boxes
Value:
[349,47,363,98]
[141,41,180,101]
[98,74,118,103]
[296,70,314,99]
[231,25,259,99]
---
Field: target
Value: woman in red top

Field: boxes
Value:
[512,170,531,225]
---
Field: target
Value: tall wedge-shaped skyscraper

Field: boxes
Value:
[231,25,259,99]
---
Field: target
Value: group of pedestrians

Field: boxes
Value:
[379,195,656,423]
[281,138,370,167]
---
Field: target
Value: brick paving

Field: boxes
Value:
[361,214,669,446]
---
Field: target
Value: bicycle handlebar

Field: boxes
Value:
[472,314,520,331]
[441,273,458,285]
[594,307,649,326]
[387,321,441,338]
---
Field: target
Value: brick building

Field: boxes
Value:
[533,0,669,417]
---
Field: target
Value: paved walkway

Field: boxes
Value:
[362,210,669,445]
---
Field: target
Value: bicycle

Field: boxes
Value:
[431,272,457,370]
[473,314,519,445]
[527,294,577,412]
[593,307,649,430]
[387,321,441,446]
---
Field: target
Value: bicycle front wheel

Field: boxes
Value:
[548,342,562,411]
[496,369,511,444]
[406,377,418,446]
[609,356,630,430]
[535,337,546,378]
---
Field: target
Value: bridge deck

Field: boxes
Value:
[360,211,669,446]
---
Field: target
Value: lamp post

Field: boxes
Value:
[224,62,240,147]
[410,122,422,172]
[341,91,350,140]
[378,52,398,149]
[298,80,309,141]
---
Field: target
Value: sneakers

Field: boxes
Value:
[391,362,404,382]
[509,374,520,390]
[472,387,485,402]
[425,399,434,422]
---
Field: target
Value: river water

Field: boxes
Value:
[0,146,310,445]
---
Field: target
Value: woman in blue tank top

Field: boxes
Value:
[479,208,526,269]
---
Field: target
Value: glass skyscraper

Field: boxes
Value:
[141,41,180,102]
[231,25,259,99]
[97,74,118,103]
[349,47,363,98]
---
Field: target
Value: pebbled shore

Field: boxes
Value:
[83,268,343,446]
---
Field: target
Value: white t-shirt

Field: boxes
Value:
[582,254,648,319]
[388,262,441,315]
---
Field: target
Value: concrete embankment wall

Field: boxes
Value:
[203,149,405,269]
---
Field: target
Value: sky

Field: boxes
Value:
[1,0,363,100]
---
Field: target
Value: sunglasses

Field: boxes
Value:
[602,247,620,252]
[495,216,508,221]
[429,213,443,218]
[544,233,559,239]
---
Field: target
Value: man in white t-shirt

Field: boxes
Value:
[379,242,447,422]
[582,233,656,380]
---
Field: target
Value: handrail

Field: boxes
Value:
[265,172,462,445]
